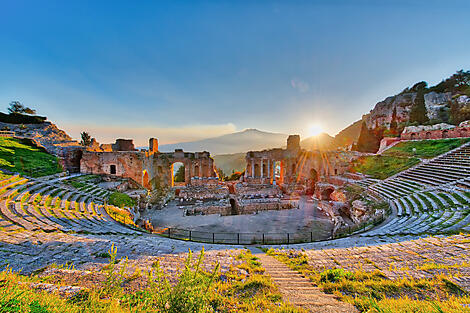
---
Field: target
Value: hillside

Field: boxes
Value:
[332,119,362,148]
[300,132,335,151]
[364,70,470,131]
[0,137,62,177]
[213,152,246,174]
[159,128,288,155]
[351,138,470,179]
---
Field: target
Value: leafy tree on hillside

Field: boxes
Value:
[409,85,429,125]
[80,132,92,146]
[389,106,398,136]
[174,165,185,182]
[356,121,381,153]
[8,101,36,115]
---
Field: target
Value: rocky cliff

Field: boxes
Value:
[363,70,470,131]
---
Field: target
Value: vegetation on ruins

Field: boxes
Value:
[0,137,62,177]
[108,191,136,208]
[266,248,470,313]
[0,247,301,313]
[80,131,92,147]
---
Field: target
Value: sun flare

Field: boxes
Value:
[308,124,323,137]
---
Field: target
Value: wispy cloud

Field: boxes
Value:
[290,78,310,93]
[62,122,237,146]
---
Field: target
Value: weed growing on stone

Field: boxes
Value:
[266,248,470,313]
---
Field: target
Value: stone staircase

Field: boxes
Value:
[251,248,357,313]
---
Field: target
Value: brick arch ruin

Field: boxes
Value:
[243,135,355,187]
[80,138,217,190]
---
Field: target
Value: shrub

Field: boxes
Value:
[108,192,135,208]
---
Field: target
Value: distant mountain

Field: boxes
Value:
[159,128,289,155]
[213,152,246,175]
[300,132,335,151]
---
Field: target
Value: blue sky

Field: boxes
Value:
[1,0,469,145]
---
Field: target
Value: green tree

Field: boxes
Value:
[8,101,36,114]
[356,121,381,153]
[80,132,92,146]
[409,86,429,124]
[174,165,185,182]
[389,106,398,136]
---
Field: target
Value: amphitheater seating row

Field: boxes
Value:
[0,175,140,236]
[360,142,470,237]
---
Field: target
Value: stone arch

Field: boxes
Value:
[425,132,431,139]
[274,160,283,184]
[262,160,268,177]
[229,198,238,215]
[171,162,185,187]
[194,164,200,177]
[460,128,468,138]
[410,133,417,140]
[321,187,334,201]
[254,163,260,177]
[442,130,449,138]
[310,168,318,182]
[142,170,150,189]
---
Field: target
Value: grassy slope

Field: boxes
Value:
[383,138,470,158]
[0,137,62,177]
[351,138,470,179]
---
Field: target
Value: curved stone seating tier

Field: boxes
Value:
[0,175,141,236]
[362,143,470,237]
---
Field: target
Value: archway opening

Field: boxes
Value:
[410,133,417,140]
[461,129,468,138]
[194,165,200,177]
[425,132,431,139]
[321,187,334,201]
[442,130,448,138]
[254,163,260,177]
[142,170,150,189]
[172,162,185,187]
[274,161,283,184]
[110,164,116,175]
[229,198,238,215]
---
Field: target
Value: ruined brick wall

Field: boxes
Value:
[401,126,469,140]
[81,140,218,190]
[80,151,144,184]
[244,137,358,186]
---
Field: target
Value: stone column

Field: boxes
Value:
[261,159,264,178]
[251,159,255,178]
[267,159,271,178]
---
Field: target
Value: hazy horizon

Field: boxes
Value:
[1,1,470,146]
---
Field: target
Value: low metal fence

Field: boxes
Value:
[153,212,387,245]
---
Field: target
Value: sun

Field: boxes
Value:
[308,124,323,137]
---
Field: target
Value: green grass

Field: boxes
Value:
[266,248,470,313]
[108,192,136,208]
[0,247,302,313]
[0,137,63,177]
[383,138,470,159]
[350,155,420,179]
